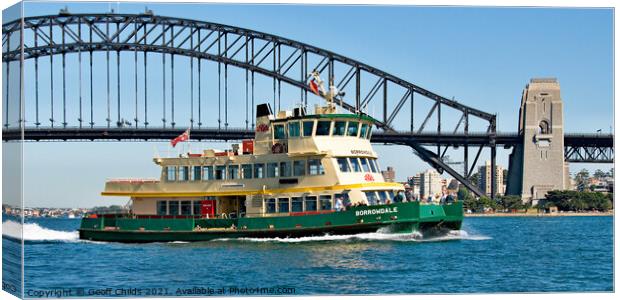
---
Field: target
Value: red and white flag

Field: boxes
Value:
[309,79,320,96]
[171,128,190,147]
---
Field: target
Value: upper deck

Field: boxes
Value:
[101,103,402,199]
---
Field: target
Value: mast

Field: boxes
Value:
[309,71,338,113]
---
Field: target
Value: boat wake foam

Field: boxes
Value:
[214,229,490,243]
[2,220,79,243]
[422,230,491,242]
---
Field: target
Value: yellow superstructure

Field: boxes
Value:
[103,103,405,219]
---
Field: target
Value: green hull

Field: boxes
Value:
[79,201,463,243]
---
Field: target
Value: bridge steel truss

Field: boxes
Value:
[4,128,611,164]
[564,134,614,163]
[3,13,519,197]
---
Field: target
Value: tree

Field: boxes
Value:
[497,195,524,211]
[478,196,498,211]
[606,193,614,209]
[593,169,606,179]
[574,169,590,189]
[583,192,612,211]
[469,172,480,187]
[457,186,470,201]
[543,190,612,212]
[463,197,477,212]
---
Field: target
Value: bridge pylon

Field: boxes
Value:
[506,78,570,205]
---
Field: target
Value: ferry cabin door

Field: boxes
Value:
[215,196,245,219]
[239,197,246,217]
[201,197,216,218]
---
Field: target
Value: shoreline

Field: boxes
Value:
[465,212,613,217]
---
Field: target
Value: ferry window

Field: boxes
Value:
[278,198,290,213]
[293,160,306,176]
[265,198,276,213]
[308,159,325,175]
[179,166,189,181]
[337,158,350,172]
[347,121,359,137]
[304,196,318,211]
[335,193,351,208]
[291,197,303,212]
[349,158,362,172]
[378,191,389,204]
[360,123,369,139]
[302,120,315,136]
[181,201,192,215]
[388,191,395,201]
[215,166,226,180]
[166,166,177,181]
[360,158,370,173]
[316,121,331,136]
[228,165,240,180]
[193,201,202,215]
[168,201,180,215]
[280,161,292,177]
[288,122,300,137]
[365,191,379,206]
[203,166,214,180]
[267,163,279,178]
[318,160,325,174]
[254,163,265,178]
[373,159,381,172]
[157,201,167,215]
[332,121,346,136]
[366,125,373,139]
[320,195,332,211]
[193,166,202,181]
[273,124,286,139]
[368,158,378,173]
[241,164,253,179]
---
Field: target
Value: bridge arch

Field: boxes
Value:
[3,12,500,197]
[2,13,495,129]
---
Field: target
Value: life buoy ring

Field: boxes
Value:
[272,143,284,154]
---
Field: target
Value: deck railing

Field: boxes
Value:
[106,178,160,183]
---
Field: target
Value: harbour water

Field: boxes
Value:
[2,216,613,296]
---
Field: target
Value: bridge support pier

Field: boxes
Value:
[506,78,570,205]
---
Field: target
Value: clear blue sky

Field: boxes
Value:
[3,2,614,208]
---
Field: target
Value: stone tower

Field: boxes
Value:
[506,78,570,204]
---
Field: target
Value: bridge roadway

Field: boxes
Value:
[1,127,613,148]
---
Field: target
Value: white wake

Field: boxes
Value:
[215,229,490,243]
[2,220,79,242]
[422,230,492,242]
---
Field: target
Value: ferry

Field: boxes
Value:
[78,77,463,243]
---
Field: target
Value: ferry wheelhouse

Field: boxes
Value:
[79,92,462,242]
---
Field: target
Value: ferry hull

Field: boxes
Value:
[79,202,462,243]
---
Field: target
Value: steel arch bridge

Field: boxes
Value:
[1,12,613,197]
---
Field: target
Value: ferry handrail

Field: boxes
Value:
[107,178,160,183]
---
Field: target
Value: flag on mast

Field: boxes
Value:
[309,79,320,96]
[171,128,190,147]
